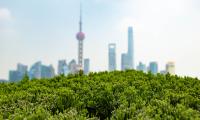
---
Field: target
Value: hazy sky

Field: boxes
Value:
[1,0,200,79]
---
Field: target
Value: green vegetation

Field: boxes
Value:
[0,70,200,120]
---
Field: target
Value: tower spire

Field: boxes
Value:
[76,0,85,70]
[79,1,82,32]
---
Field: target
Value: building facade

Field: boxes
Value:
[9,63,28,82]
[68,59,77,74]
[58,60,67,75]
[9,70,21,82]
[29,61,42,79]
[149,62,158,74]
[121,27,134,70]
[127,27,134,69]
[166,62,175,75]
[136,62,147,73]
[108,43,116,71]
[41,65,55,78]
[84,58,90,74]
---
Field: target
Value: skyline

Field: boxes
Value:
[1,0,200,79]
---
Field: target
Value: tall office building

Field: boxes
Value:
[127,27,134,69]
[121,27,134,70]
[9,63,28,82]
[166,62,175,75]
[108,43,116,71]
[29,61,42,79]
[76,3,85,70]
[9,70,21,82]
[58,60,67,75]
[121,53,128,70]
[137,62,147,73]
[84,58,90,74]
[41,65,55,78]
[29,61,55,79]
[68,59,77,74]
[149,62,158,74]
[17,63,28,75]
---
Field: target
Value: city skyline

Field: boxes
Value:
[1,0,200,79]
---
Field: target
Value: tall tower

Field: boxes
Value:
[108,43,117,71]
[76,2,85,70]
[127,27,134,69]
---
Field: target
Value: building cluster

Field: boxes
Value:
[5,5,175,82]
[109,27,134,71]
[7,4,90,82]
[9,59,90,82]
[136,61,175,75]
[108,26,175,75]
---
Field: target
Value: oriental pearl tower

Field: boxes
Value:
[76,3,85,70]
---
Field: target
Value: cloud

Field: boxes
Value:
[0,8,12,21]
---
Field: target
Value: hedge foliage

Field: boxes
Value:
[0,70,200,120]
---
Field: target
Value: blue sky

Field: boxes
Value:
[1,0,200,79]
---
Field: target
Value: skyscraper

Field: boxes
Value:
[108,43,116,71]
[29,61,42,79]
[137,62,147,73]
[9,70,21,82]
[166,62,175,75]
[68,59,77,74]
[76,3,85,70]
[127,27,134,69]
[17,63,28,75]
[29,61,55,79]
[121,27,134,70]
[149,62,158,74]
[84,58,90,74]
[58,60,67,75]
[41,65,55,78]
[9,63,28,82]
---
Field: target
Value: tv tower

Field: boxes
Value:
[76,2,85,70]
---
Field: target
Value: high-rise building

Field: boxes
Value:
[9,70,21,82]
[9,63,28,82]
[121,53,129,70]
[84,58,90,74]
[121,27,134,70]
[108,43,116,71]
[149,62,158,74]
[17,63,28,75]
[68,59,77,74]
[29,61,42,79]
[137,62,147,73]
[29,61,55,79]
[76,3,85,70]
[41,65,55,78]
[58,60,67,75]
[166,62,175,75]
[127,27,134,69]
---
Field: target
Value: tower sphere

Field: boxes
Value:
[76,32,85,41]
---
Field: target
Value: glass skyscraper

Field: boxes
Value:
[149,62,158,74]
[121,27,134,70]
[9,63,28,82]
[108,43,116,71]
[84,58,90,74]
[58,60,67,75]
[29,61,42,79]
[137,62,147,73]
[127,27,134,69]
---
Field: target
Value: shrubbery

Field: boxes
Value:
[0,70,200,119]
